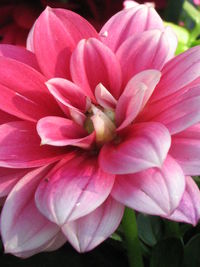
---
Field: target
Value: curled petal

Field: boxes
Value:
[37,116,95,148]
[95,83,117,110]
[100,4,164,52]
[33,7,98,79]
[99,122,171,174]
[117,28,176,86]
[167,176,200,226]
[111,156,185,216]
[62,197,124,252]
[1,165,60,258]
[35,154,115,225]
[70,38,122,101]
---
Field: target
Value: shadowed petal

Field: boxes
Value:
[111,156,185,216]
[99,122,171,174]
[35,154,115,225]
[62,197,124,252]
[167,176,200,226]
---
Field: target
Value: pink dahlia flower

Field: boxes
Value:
[1,2,200,258]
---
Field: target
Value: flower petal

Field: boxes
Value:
[116,28,176,86]
[95,83,117,110]
[70,38,122,101]
[151,46,200,102]
[170,123,200,175]
[100,4,164,52]
[0,44,39,70]
[111,156,185,216]
[62,197,124,252]
[167,176,200,226]
[1,165,60,257]
[142,85,200,134]
[33,7,98,79]
[35,154,115,225]
[116,70,161,130]
[99,122,171,174]
[0,167,31,197]
[0,57,61,121]
[0,110,17,124]
[37,116,95,148]
[0,121,65,168]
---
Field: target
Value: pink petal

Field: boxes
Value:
[46,78,90,112]
[37,116,95,148]
[0,57,62,121]
[116,70,161,130]
[70,38,122,101]
[33,7,98,79]
[142,85,200,134]
[99,122,171,174]
[167,176,200,226]
[170,123,200,175]
[62,197,124,252]
[43,231,67,252]
[151,46,200,102]
[95,83,117,109]
[0,110,17,124]
[116,28,177,86]
[0,44,39,70]
[35,154,115,225]
[111,156,185,216]
[1,165,60,257]
[0,167,31,197]
[0,121,66,168]
[100,4,164,52]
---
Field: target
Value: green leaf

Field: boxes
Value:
[183,234,200,267]
[137,214,163,247]
[150,238,184,267]
[183,1,200,24]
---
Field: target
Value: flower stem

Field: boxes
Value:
[122,208,144,267]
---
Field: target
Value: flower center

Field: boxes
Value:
[84,104,116,146]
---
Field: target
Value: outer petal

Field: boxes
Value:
[70,38,122,101]
[99,122,171,174]
[151,46,200,102]
[111,156,185,216]
[0,57,61,122]
[100,4,164,52]
[33,7,98,79]
[1,165,60,257]
[116,28,177,86]
[0,121,65,168]
[0,110,17,124]
[0,44,39,70]
[142,86,200,134]
[0,167,31,197]
[170,123,200,175]
[37,116,95,148]
[62,197,124,252]
[167,176,200,226]
[116,70,161,130]
[35,154,115,225]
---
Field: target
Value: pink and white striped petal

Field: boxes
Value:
[100,4,164,52]
[170,123,200,175]
[95,83,117,110]
[116,70,161,130]
[62,197,124,252]
[37,116,95,148]
[167,176,200,226]
[111,156,185,216]
[1,165,60,258]
[33,7,98,79]
[0,121,65,168]
[116,28,176,86]
[35,154,115,225]
[99,122,171,174]
[70,38,122,101]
